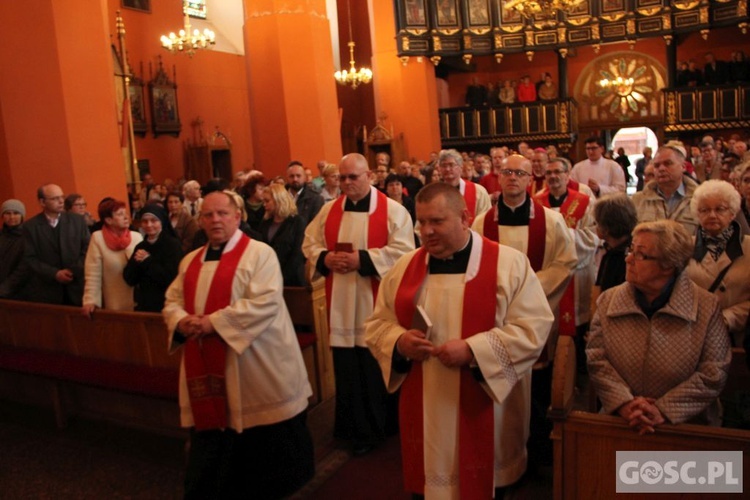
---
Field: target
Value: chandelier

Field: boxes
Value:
[503,0,587,19]
[598,76,635,89]
[333,0,373,89]
[160,0,215,58]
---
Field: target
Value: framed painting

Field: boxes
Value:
[468,0,491,26]
[404,0,427,26]
[148,60,181,137]
[129,78,147,136]
[122,0,150,13]
[436,0,459,27]
[499,1,522,24]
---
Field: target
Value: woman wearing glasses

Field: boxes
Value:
[587,220,730,433]
[686,179,750,346]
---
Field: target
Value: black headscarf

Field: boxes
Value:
[141,203,178,239]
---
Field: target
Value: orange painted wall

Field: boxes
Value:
[107,0,254,183]
[369,0,441,164]
[243,0,342,177]
[0,0,127,213]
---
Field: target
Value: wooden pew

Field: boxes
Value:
[549,336,750,499]
[0,282,331,434]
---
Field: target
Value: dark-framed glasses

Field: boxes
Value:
[340,172,366,181]
[696,206,731,216]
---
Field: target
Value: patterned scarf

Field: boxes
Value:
[701,225,734,261]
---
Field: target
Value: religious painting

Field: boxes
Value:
[436,0,459,26]
[602,0,625,12]
[129,78,147,136]
[569,0,590,15]
[148,59,181,137]
[122,0,150,13]
[468,0,490,25]
[499,1,522,24]
[405,0,427,26]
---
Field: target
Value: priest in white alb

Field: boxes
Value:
[365,183,553,499]
[163,191,314,499]
[303,153,415,455]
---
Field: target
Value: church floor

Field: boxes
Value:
[0,393,558,499]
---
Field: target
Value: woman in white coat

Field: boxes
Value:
[82,199,142,316]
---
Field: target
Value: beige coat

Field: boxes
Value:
[631,177,700,235]
[687,229,750,339]
[587,272,731,425]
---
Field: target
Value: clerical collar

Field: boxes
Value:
[344,191,371,212]
[429,234,472,274]
[205,242,227,261]
[497,195,530,226]
[548,190,568,208]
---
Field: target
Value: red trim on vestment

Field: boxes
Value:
[182,234,251,430]
[464,181,477,223]
[394,239,498,497]
[483,199,546,271]
[323,191,389,331]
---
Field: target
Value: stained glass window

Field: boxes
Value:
[187,0,206,19]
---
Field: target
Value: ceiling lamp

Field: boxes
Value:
[598,76,635,88]
[160,0,215,58]
[503,0,587,19]
[334,0,372,89]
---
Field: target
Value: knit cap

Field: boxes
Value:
[1,199,25,217]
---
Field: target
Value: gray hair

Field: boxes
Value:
[632,220,693,272]
[438,149,463,166]
[549,157,572,172]
[691,179,741,217]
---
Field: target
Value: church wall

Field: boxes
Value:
[108,1,254,184]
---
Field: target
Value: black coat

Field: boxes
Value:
[0,224,30,299]
[258,215,306,286]
[123,232,182,312]
[294,186,324,226]
[22,211,90,305]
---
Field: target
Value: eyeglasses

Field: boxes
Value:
[697,206,731,216]
[73,202,87,207]
[500,169,530,177]
[585,146,600,151]
[45,196,64,202]
[340,172,366,181]
[438,162,459,170]
[625,245,659,261]
[544,169,566,176]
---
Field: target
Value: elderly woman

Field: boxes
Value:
[686,180,750,345]
[593,194,639,297]
[258,184,306,286]
[241,174,266,231]
[0,199,28,299]
[65,193,96,230]
[82,199,143,317]
[587,220,730,432]
[123,204,182,312]
[166,191,198,253]
[320,163,341,203]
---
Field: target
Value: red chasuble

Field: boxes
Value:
[482,199,546,272]
[394,239,498,498]
[182,234,251,430]
[535,188,589,336]
[323,190,389,318]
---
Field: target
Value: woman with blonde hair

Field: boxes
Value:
[320,163,341,203]
[259,184,307,286]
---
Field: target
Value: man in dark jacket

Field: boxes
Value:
[287,161,323,224]
[23,184,90,305]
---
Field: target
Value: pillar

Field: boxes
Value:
[0,0,129,211]
[243,0,342,175]
[368,0,441,162]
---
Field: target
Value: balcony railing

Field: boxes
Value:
[438,99,577,147]
[663,83,750,133]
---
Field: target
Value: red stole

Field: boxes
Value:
[536,189,589,337]
[482,199,546,272]
[528,175,546,197]
[323,190,389,320]
[182,234,251,430]
[463,180,478,223]
[567,178,580,191]
[395,239,498,498]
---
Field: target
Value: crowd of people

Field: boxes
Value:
[465,72,559,106]
[676,51,750,87]
[0,133,748,497]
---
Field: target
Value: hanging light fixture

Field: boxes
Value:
[160,0,215,58]
[503,0,587,19]
[334,0,373,89]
